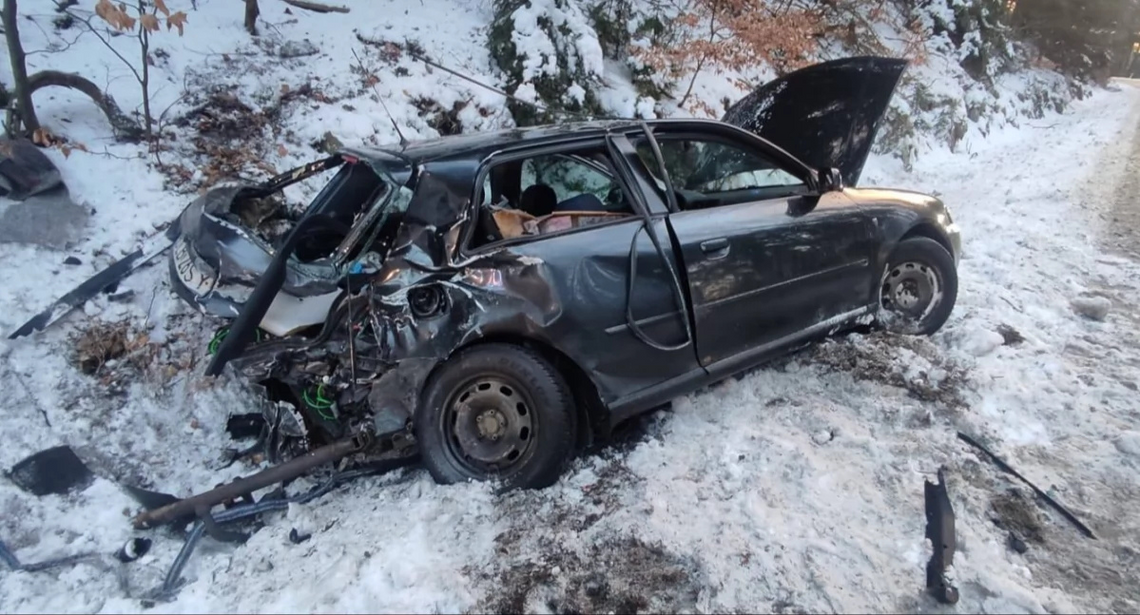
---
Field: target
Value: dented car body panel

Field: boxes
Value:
[167,56,961,454]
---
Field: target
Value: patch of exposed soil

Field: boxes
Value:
[798,331,971,410]
[989,488,1046,544]
[470,535,703,615]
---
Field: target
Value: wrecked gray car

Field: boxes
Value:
[166,56,962,492]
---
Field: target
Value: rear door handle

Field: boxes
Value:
[700,238,729,257]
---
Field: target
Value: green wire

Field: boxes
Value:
[302,383,337,422]
[206,326,265,355]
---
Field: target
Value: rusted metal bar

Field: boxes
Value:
[131,433,369,529]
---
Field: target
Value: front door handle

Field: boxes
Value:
[700,238,729,258]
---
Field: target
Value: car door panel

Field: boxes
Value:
[668,192,875,367]
[494,217,697,406]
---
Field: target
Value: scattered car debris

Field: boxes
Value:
[7,445,94,496]
[154,462,408,599]
[924,468,959,605]
[63,256,82,266]
[114,537,152,563]
[958,432,1097,540]
[131,431,415,530]
[0,137,63,201]
[288,528,312,544]
[122,484,181,514]
[2,534,149,574]
[6,219,181,339]
[107,289,136,303]
[1,538,104,573]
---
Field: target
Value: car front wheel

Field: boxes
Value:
[877,237,958,335]
[415,343,577,490]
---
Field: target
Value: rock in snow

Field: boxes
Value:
[278,39,319,58]
[963,328,1007,357]
[1115,431,1140,457]
[1071,295,1112,321]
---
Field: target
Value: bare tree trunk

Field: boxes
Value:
[3,0,40,136]
[244,0,259,35]
[138,0,152,138]
[26,70,144,141]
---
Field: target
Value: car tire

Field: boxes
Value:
[877,237,958,335]
[415,343,577,490]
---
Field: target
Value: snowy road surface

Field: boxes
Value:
[4,84,1140,614]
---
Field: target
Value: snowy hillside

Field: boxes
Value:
[3,0,1140,613]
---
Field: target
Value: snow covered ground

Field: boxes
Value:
[3,0,1140,613]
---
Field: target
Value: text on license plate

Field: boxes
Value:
[173,239,217,295]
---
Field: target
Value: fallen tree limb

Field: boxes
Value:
[26,70,144,141]
[281,0,349,13]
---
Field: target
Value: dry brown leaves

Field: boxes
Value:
[94,0,187,36]
[70,319,155,378]
[633,0,824,92]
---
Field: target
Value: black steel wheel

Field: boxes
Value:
[877,237,958,335]
[415,343,576,489]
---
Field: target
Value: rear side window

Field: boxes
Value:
[466,144,638,251]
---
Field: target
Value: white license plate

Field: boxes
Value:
[173,238,217,296]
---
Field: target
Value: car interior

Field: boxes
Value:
[468,146,638,249]
[631,135,811,211]
[290,161,392,262]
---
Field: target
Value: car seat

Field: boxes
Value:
[554,193,607,212]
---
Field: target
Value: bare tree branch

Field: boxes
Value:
[281,0,348,13]
[26,69,144,140]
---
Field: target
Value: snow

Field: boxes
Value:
[3,0,1140,613]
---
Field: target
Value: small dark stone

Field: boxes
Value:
[63,256,81,265]
[996,323,1025,346]
[1008,532,1029,554]
[140,599,156,609]
[107,289,135,303]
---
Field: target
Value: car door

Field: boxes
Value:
[458,138,702,410]
[637,129,877,369]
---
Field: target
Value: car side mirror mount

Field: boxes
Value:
[822,167,845,192]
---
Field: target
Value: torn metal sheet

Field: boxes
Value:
[7,218,181,339]
[0,138,63,201]
[924,468,959,605]
[7,445,94,496]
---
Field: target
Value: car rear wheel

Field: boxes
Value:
[415,343,577,490]
[877,237,958,335]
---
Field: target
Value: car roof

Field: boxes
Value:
[337,118,734,164]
